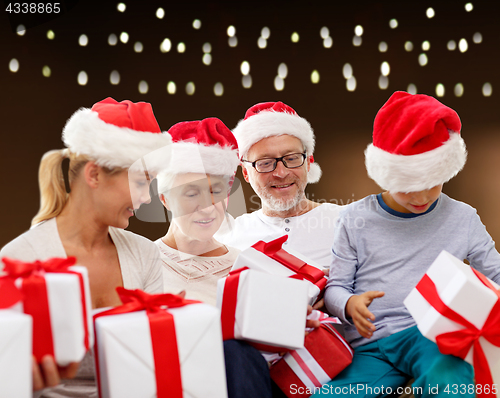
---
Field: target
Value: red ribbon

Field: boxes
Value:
[252,235,327,290]
[0,256,90,363]
[416,269,500,397]
[93,288,200,398]
[220,267,248,341]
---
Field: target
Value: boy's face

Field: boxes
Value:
[387,184,443,214]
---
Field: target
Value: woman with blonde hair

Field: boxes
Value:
[0,97,171,396]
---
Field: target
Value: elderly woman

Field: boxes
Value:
[0,98,171,397]
[154,118,240,306]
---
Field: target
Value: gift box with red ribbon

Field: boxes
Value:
[404,250,500,398]
[216,267,310,351]
[94,288,228,398]
[0,257,92,366]
[231,235,327,305]
[270,315,353,397]
[0,309,32,398]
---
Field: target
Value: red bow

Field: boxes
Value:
[416,269,500,397]
[0,257,77,308]
[253,236,326,288]
[94,288,199,398]
[2,256,77,277]
[0,256,89,362]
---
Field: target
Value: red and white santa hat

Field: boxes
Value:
[365,91,467,193]
[232,101,322,183]
[62,97,172,171]
[165,117,239,176]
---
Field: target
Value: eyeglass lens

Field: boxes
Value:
[255,153,304,172]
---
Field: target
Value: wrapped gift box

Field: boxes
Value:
[231,236,326,306]
[94,288,227,398]
[1,257,93,366]
[270,318,353,398]
[217,268,309,351]
[0,310,32,398]
[404,250,500,395]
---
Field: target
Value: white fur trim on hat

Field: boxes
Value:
[62,108,172,170]
[365,132,467,192]
[168,141,239,176]
[233,110,321,183]
[233,111,315,158]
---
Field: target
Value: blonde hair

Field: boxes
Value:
[31,149,118,226]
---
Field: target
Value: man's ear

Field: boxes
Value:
[159,193,171,211]
[83,161,100,189]
[307,155,313,172]
[241,164,250,183]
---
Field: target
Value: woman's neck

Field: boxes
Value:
[162,225,228,257]
[56,196,111,252]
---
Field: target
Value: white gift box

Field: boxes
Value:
[216,268,309,350]
[404,250,500,393]
[94,302,228,398]
[231,241,325,305]
[14,265,93,366]
[0,310,32,398]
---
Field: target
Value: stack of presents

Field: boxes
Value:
[1,235,499,397]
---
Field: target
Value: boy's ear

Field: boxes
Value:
[83,161,100,189]
[159,193,170,211]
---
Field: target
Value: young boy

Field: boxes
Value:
[321,91,500,397]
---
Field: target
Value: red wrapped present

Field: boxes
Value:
[0,291,32,398]
[231,235,327,305]
[94,287,228,398]
[270,317,353,397]
[217,267,310,351]
[0,256,92,365]
[405,250,500,398]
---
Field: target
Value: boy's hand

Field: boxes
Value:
[346,291,385,339]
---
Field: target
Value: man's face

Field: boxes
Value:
[242,135,309,213]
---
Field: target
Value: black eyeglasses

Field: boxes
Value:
[241,153,307,173]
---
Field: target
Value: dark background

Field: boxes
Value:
[2,0,500,247]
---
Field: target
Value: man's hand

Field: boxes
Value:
[312,268,330,311]
[346,291,385,339]
[32,355,80,391]
[305,305,321,336]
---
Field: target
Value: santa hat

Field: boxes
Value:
[232,101,322,183]
[365,91,467,193]
[62,97,171,171]
[165,117,239,176]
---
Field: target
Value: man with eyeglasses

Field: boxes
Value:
[216,101,341,272]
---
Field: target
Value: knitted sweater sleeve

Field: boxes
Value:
[324,211,358,324]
